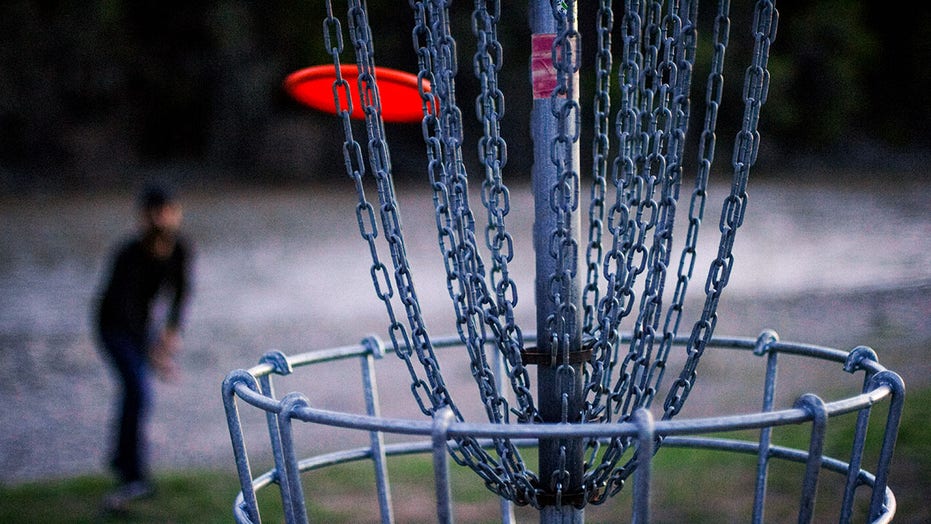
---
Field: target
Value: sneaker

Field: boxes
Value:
[103,480,155,511]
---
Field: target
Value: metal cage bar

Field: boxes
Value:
[752,330,779,523]
[222,332,904,523]
[359,336,394,524]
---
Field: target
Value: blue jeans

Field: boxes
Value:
[99,329,153,484]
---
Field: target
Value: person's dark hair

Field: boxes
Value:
[137,184,176,210]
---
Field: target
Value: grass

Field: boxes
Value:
[2,387,928,523]
[0,472,240,523]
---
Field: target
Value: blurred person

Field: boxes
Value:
[94,183,194,508]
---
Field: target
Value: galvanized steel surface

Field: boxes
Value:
[223,333,904,523]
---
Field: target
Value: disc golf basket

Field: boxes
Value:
[222,1,905,522]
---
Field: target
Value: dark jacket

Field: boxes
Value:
[97,235,192,346]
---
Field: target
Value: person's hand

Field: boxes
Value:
[150,329,181,382]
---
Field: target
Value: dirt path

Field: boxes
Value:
[1,179,928,487]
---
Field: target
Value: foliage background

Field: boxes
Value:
[1,0,929,194]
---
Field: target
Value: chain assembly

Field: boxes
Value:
[321,0,778,509]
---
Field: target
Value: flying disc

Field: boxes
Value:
[284,64,431,123]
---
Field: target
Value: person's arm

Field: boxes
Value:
[166,241,191,332]
[151,241,192,382]
[149,330,180,382]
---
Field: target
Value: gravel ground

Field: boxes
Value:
[1,176,929,492]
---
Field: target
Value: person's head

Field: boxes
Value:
[137,184,182,236]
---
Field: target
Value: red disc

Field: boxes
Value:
[284,64,430,123]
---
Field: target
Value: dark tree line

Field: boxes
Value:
[1,0,927,192]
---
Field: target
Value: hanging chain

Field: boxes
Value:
[662,0,778,420]
[424,0,502,425]
[470,8,542,504]
[322,8,523,502]
[643,0,704,411]
[585,0,697,498]
[411,0,542,505]
[610,0,668,421]
[472,0,538,425]
[583,0,778,503]
[409,0,515,500]
[591,0,647,428]
[616,0,693,419]
[581,0,615,423]
[325,0,466,425]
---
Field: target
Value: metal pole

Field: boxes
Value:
[530,0,584,521]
